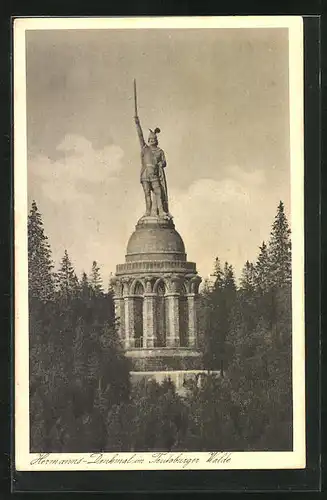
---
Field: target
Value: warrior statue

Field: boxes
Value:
[133,80,169,218]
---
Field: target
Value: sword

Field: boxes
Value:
[133,79,138,117]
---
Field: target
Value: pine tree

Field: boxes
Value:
[233,260,257,349]
[56,250,79,298]
[203,259,237,372]
[28,201,54,302]
[211,257,224,291]
[268,201,292,287]
[223,262,237,292]
[240,260,255,294]
[90,261,103,295]
[254,241,270,294]
[201,278,211,295]
[80,272,91,300]
[107,272,115,295]
[201,258,224,369]
[80,271,88,288]
[220,262,237,373]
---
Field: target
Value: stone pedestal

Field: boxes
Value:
[113,215,202,371]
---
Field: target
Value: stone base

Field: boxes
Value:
[130,369,221,395]
[136,214,174,229]
[125,348,203,371]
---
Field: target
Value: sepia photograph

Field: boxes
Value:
[14,16,305,471]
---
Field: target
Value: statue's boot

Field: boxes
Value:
[145,194,152,217]
[155,192,166,217]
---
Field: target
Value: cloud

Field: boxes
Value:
[28,141,289,287]
[28,134,128,283]
[25,28,290,287]
[29,134,124,203]
[170,166,288,280]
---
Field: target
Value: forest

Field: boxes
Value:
[28,200,292,452]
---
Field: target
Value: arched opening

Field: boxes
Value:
[156,281,167,347]
[179,284,189,347]
[134,282,144,348]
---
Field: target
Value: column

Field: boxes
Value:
[143,293,156,348]
[165,293,180,347]
[113,296,125,341]
[187,293,197,348]
[124,296,135,349]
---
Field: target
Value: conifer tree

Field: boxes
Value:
[220,262,237,373]
[28,200,54,302]
[81,271,89,289]
[90,261,103,295]
[223,262,237,292]
[107,272,115,296]
[201,278,211,295]
[254,241,270,294]
[56,250,79,298]
[211,257,224,291]
[268,201,292,287]
[203,259,237,372]
[240,260,255,294]
[80,272,91,300]
[202,258,224,369]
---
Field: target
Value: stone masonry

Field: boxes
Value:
[112,215,203,372]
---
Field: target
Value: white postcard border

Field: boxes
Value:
[14,16,305,471]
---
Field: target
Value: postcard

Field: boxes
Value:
[14,16,305,471]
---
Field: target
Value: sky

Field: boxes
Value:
[26,27,291,285]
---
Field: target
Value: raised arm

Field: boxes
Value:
[134,116,145,148]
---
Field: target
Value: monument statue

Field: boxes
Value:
[133,80,170,218]
[112,80,203,387]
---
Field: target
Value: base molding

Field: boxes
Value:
[125,348,203,371]
[130,369,221,394]
[125,347,202,357]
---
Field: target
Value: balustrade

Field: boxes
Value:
[116,260,196,275]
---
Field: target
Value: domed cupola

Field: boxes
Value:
[126,217,186,262]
